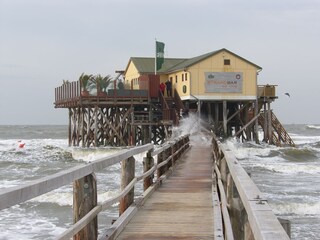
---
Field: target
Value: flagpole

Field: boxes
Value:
[155,39,157,75]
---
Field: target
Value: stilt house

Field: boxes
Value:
[54,48,294,147]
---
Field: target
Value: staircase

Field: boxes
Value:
[258,111,295,147]
[157,90,183,126]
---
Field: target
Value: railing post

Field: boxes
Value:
[119,156,135,215]
[73,173,97,240]
[167,144,173,169]
[177,138,182,159]
[220,157,228,190]
[157,151,165,178]
[172,142,177,164]
[143,150,154,191]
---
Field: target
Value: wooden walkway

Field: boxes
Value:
[116,144,215,239]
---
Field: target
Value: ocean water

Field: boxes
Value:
[0,122,319,239]
[225,124,320,240]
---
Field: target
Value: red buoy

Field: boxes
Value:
[18,142,25,148]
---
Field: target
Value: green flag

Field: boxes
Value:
[156,41,165,72]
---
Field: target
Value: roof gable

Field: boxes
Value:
[168,48,262,72]
[124,48,262,75]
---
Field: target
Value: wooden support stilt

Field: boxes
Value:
[223,101,227,137]
[268,102,272,144]
[119,156,135,216]
[234,113,261,137]
[215,102,219,133]
[263,103,267,142]
[254,100,259,144]
[73,174,97,240]
[244,104,251,141]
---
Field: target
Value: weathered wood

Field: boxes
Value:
[100,155,183,240]
[212,171,225,240]
[119,156,135,215]
[1,136,192,240]
[234,113,261,137]
[268,104,272,144]
[215,102,219,132]
[215,164,234,240]
[143,152,154,191]
[0,144,153,210]
[263,103,268,142]
[59,206,101,240]
[116,145,216,239]
[215,138,290,240]
[157,151,165,178]
[73,174,97,240]
[223,100,227,136]
[254,99,259,143]
[68,108,72,146]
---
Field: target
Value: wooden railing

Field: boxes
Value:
[54,80,149,108]
[55,81,80,103]
[258,84,277,98]
[0,135,190,240]
[212,135,291,239]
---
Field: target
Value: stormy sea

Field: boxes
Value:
[0,120,319,239]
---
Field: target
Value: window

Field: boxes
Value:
[224,59,231,65]
[182,74,184,81]
[185,73,188,81]
[175,75,178,83]
[183,85,187,93]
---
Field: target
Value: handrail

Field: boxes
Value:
[214,163,234,240]
[212,135,290,239]
[0,144,153,210]
[0,135,190,240]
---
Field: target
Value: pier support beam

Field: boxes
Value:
[73,174,97,240]
[215,102,219,133]
[119,156,135,216]
[254,100,259,144]
[223,101,227,137]
[143,152,154,191]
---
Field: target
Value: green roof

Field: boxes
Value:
[128,48,262,74]
[129,57,187,74]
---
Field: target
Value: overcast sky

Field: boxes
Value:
[0,0,319,125]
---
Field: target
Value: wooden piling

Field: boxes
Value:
[215,102,219,133]
[119,156,135,216]
[223,100,227,136]
[157,151,165,178]
[143,151,154,191]
[73,174,97,240]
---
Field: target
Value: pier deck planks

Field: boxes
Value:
[116,145,215,239]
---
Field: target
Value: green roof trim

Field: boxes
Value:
[129,57,187,74]
[127,48,262,74]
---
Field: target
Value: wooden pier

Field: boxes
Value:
[110,144,216,239]
[0,134,291,239]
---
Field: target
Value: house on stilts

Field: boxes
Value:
[54,48,294,147]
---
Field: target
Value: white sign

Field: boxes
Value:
[204,72,243,93]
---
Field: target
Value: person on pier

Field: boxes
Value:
[159,82,166,96]
[165,79,172,97]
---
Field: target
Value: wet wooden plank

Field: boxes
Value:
[115,145,216,239]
